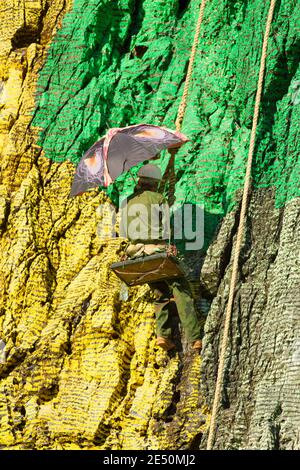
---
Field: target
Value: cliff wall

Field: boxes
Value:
[0,0,299,449]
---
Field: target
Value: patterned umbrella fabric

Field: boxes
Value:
[70,124,189,196]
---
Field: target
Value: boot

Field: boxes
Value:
[192,339,202,351]
[156,336,175,351]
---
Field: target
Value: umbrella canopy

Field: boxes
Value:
[70,124,189,196]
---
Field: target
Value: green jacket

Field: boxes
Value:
[120,190,169,243]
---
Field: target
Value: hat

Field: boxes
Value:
[138,164,162,181]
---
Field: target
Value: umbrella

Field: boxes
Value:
[70,124,189,196]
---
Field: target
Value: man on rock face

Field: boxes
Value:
[120,163,202,352]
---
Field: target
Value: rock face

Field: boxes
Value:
[0,0,299,450]
[201,189,300,449]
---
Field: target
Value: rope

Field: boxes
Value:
[161,0,207,205]
[206,0,277,450]
[175,0,207,133]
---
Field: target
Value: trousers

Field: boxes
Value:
[150,279,201,343]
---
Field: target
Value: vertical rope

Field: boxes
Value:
[162,0,207,205]
[206,0,277,450]
[175,0,207,132]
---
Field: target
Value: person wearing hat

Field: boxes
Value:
[120,163,202,352]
